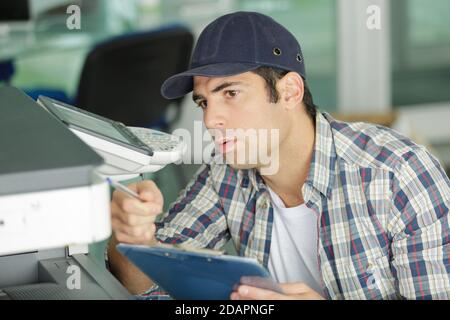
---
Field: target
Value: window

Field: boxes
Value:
[392,0,450,106]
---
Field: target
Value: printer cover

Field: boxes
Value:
[0,86,104,196]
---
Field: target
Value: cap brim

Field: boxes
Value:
[161,62,261,99]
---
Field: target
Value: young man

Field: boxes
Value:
[107,12,450,300]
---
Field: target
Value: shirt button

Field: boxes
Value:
[260,200,269,210]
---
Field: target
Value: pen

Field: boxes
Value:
[106,178,140,199]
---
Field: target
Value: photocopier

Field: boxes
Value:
[0,86,130,299]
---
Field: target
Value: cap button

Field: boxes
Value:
[273,47,282,56]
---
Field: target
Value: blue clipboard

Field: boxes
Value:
[116,243,282,300]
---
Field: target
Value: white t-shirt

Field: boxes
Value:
[267,186,323,294]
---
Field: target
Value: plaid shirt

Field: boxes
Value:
[154,111,450,300]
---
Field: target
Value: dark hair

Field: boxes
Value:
[251,66,317,121]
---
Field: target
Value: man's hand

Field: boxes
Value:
[108,180,164,294]
[110,180,164,245]
[230,282,325,300]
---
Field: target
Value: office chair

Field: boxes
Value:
[75,24,194,191]
[74,24,194,130]
[0,60,14,84]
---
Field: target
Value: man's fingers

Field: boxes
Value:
[236,285,286,300]
[114,211,156,227]
[279,283,325,300]
[111,181,164,245]
[111,217,153,237]
[114,230,153,245]
[111,180,163,209]
[136,180,164,205]
[110,180,163,247]
[121,197,162,216]
[112,219,155,240]
[231,284,325,300]
[279,282,310,294]
[230,292,241,300]
[111,199,160,222]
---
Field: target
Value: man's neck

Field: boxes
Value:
[260,114,315,207]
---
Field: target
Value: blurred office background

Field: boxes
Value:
[1,0,449,260]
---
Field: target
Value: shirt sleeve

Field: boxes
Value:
[154,163,231,250]
[389,147,450,299]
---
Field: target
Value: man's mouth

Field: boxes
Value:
[215,138,236,154]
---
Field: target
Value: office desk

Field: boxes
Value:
[0,27,100,97]
[0,29,96,61]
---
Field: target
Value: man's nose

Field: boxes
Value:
[204,102,227,130]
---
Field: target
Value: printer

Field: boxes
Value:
[0,87,130,299]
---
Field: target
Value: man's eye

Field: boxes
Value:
[225,90,239,98]
[196,100,207,109]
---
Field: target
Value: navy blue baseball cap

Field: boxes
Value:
[161,11,306,99]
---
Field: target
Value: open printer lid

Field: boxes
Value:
[0,87,111,256]
[0,86,104,196]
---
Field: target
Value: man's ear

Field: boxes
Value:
[278,72,304,110]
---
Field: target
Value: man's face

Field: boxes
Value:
[193,71,288,171]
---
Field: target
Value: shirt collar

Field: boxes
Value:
[242,112,336,199]
[243,167,266,192]
[305,112,337,199]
